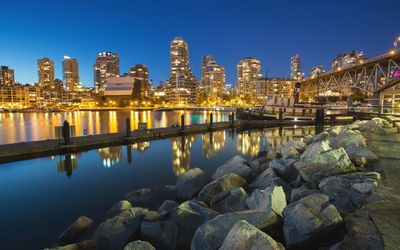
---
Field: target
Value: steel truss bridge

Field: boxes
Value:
[300,51,400,104]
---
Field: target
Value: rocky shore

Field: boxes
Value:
[45,118,392,250]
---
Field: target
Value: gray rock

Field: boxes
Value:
[246,186,287,216]
[327,136,339,149]
[176,167,207,200]
[144,211,164,221]
[93,207,148,250]
[186,199,220,221]
[219,220,285,250]
[105,200,132,220]
[337,129,366,148]
[290,185,318,203]
[283,193,342,248]
[140,220,178,250]
[191,210,281,250]
[280,146,299,159]
[312,131,329,142]
[44,240,98,250]
[270,159,299,183]
[328,126,343,136]
[267,149,278,159]
[198,173,246,205]
[249,168,291,200]
[344,145,378,168]
[279,140,307,153]
[294,148,356,185]
[157,200,179,214]
[58,216,93,244]
[319,172,381,213]
[300,140,331,160]
[248,158,269,177]
[210,187,248,213]
[124,240,155,250]
[125,187,176,210]
[211,156,252,180]
[303,135,313,145]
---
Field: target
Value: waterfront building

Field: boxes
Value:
[290,54,303,81]
[254,78,268,101]
[94,52,120,92]
[237,57,261,99]
[103,76,134,105]
[266,77,295,98]
[37,58,55,88]
[310,65,325,78]
[201,55,225,100]
[0,66,15,86]
[332,50,365,70]
[153,81,166,103]
[165,37,198,105]
[63,56,80,92]
[129,64,149,100]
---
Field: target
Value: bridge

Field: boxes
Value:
[299,50,400,109]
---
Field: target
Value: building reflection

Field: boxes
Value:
[202,130,226,159]
[237,130,262,157]
[56,154,79,177]
[171,135,196,176]
[98,146,123,168]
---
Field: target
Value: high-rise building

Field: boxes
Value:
[290,54,303,81]
[37,58,55,88]
[165,37,198,104]
[0,66,15,86]
[266,77,295,98]
[310,65,325,78]
[237,57,261,98]
[332,50,365,71]
[63,56,80,91]
[94,52,120,92]
[201,55,225,99]
[129,64,149,100]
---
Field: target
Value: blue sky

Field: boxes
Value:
[0,0,398,87]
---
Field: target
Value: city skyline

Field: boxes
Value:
[0,0,398,86]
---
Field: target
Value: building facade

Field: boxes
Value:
[94,52,120,92]
[165,37,198,105]
[332,50,365,71]
[0,66,15,86]
[310,65,325,78]
[237,57,261,98]
[37,58,55,88]
[129,64,149,100]
[290,54,303,81]
[103,76,134,105]
[201,55,225,100]
[266,78,295,98]
[63,56,80,91]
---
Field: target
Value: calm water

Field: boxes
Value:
[0,127,315,250]
[0,110,230,144]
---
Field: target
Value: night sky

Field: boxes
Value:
[0,0,398,87]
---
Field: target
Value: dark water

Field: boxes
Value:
[0,126,315,250]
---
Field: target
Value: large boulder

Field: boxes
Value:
[246,186,287,216]
[157,200,179,214]
[312,131,329,142]
[290,185,318,203]
[280,146,300,159]
[125,187,176,210]
[191,210,281,250]
[58,216,93,244]
[328,126,343,137]
[344,145,378,168]
[270,159,299,183]
[336,129,366,148]
[319,172,381,213]
[300,140,331,160]
[140,220,178,250]
[219,220,285,250]
[198,173,246,205]
[176,167,207,200]
[210,187,248,213]
[283,193,342,248]
[211,156,252,181]
[294,148,356,185]
[124,240,155,250]
[278,141,307,154]
[104,200,132,220]
[93,207,148,250]
[249,168,291,200]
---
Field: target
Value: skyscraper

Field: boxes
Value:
[165,37,198,104]
[290,54,303,81]
[237,57,261,98]
[201,55,225,100]
[94,52,120,92]
[63,56,80,91]
[129,64,149,100]
[0,66,15,86]
[37,58,55,88]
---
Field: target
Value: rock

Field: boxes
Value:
[290,185,318,203]
[337,129,366,148]
[186,199,220,220]
[246,186,287,216]
[300,140,331,160]
[283,193,342,248]
[125,187,176,210]
[219,220,285,250]
[294,148,356,185]
[144,211,164,221]
[248,158,269,177]
[270,159,299,183]
[327,136,339,149]
[198,173,246,205]
[267,149,278,159]
[211,156,252,181]
[140,220,178,250]
[280,146,299,159]
[191,210,281,250]
[279,141,307,154]
[303,135,313,145]
[357,119,389,134]
[312,131,329,142]
[157,200,179,214]
[93,207,148,250]
[249,168,291,200]
[176,167,207,200]
[344,145,378,168]
[210,187,248,213]
[44,240,98,250]
[124,240,155,250]
[105,200,132,220]
[328,126,343,136]
[319,172,381,213]
[330,208,383,250]
[58,216,93,244]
